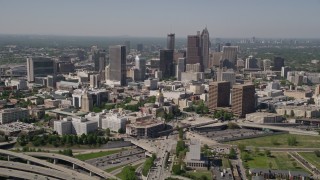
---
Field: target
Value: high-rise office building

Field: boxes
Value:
[186,34,202,66]
[208,81,231,110]
[176,58,185,81]
[135,56,146,81]
[27,57,56,82]
[263,59,272,71]
[90,74,101,88]
[81,92,93,112]
[231,84,255,117]
[273,56,284,71]
[245,55,259,69]
[125,41,130,55]
[221,46,238,68]
[281,66,290,78]
[201,27,210,70]
[93,50,106,72]
[137,44,144,52]
[167,33,175,50]
[159,49,174,78]
[106,45,127,86]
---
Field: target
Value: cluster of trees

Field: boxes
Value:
[142,154,156,177]
[287,136,298,146]
[212,110,233,121]
[58,149,73,157]
[93,96,157,113]
[201,144,215,158]
[120,166,137,180]
[184,100,209,115]
[314,150,320,157]
[229,148,237,159]
[227,122,240,129]
[17,133,113,147]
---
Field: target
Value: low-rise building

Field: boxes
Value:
[246,112,283,123]
[54,116,98,135]
[0,108,29,124]
[126,119,164,138]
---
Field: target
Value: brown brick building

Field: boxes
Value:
[231,84,255,117]
[208,81,230,110]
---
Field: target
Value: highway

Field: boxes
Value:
[0,167,59,180]
[25,152,120,180]
[85,148,145,170]
[0,149,92,180]
[238,122,319,136]
[0,160,82,180]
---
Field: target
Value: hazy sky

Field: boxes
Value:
[1,0,320,38]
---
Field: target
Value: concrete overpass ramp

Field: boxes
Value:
[25,152,119,180]
[0,167,59,180]
[0,160,83,180]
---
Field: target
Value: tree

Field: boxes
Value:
[264,149,271,157]
[227,122,239,129]
[271,138,279,146]
[118,128,125,134]
[121,166,137,180]
[106,128,111,136]
[238,144,246,152]
[287,136,298,146]
[269,162,273,169]
[172,164,182,175]
[242,152,251,162]
[315,150,320,157]
[229,148,237,159]
[254,147,260,155]
[178,128,184,140]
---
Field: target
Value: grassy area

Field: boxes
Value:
[115,163,143,180]
[298,152,320,169]
[245,152,307,172]
[105,164,127,173]
[226,134,320,148]
[222,157,231,169]
[186,170,212,180]
[75,149,125,161]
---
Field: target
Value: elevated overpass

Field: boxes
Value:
[0,149,91,180]
[0,160,82,180]
[0,168,59,180]
[25,152,119,180]
[157,120,219,136]
[238,122,319,136]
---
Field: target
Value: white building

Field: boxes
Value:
[0,108,29,124]
[54,116,98,135]
[101,113,127,132]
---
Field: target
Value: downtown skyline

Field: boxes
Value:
[0,0,320,38]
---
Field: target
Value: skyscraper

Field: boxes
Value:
[176,58,185,81]
[187,33,202,67]
[221,46,238,68]
[159,49,174,78]
[137,44,143,52]
[167,33,175,50]
[93,50,106,72]
[209,81,231,110]
[135,56,146,81]
[27,57,56,82]
[106,45,127,86]
[90,74,101,88]
[125,41,130,55]
[245,55,259,69]
[201,27,210,70]
[81,92,93,112]
[273,56,285,71]
[231,84,255,117]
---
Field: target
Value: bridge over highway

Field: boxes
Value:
[0,168,59,180]
[0,160,82,180]
[238,122,319,136]
[0,149,91,180]
[25,152,120,180]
